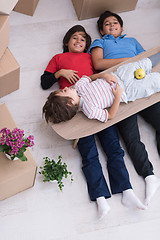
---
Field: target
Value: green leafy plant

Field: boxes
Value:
[39,155,73,191]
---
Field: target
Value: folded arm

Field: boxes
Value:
[91,47,130,70]
[54,69,79,84]
[89,72,118,84]
[108,84,123,119]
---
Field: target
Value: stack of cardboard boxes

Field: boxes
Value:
[0,0,20,99]
[0,104,37,201]
[14,0,39,16]
[0,1,37,201]
[71,0,138,20]
[0,0,39,99]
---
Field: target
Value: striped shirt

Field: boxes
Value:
[75,76,116,122]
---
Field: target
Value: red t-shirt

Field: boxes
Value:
[45,52,94,89]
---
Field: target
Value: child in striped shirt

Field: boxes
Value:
[43,71,122,124]
[43,55,160,124]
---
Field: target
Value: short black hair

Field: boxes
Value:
[97,11,123,35]
[63,25,91,53]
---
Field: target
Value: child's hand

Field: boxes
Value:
[111,83,123,99]
[102,73,118,84]
[60,69,80,84]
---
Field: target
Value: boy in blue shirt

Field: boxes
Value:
[89,10,160,206]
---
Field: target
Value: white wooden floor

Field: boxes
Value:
[0,0,160,239]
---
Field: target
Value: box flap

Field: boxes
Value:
[0,15,9,59]
[0,48,20,77]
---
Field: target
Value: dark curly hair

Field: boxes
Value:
[63,25,91,53]
[43,91,78,124]
[97,11,123,36]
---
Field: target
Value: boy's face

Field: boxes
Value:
[55,87,80,105]
[67,32,86,53]
[100,16,123,38]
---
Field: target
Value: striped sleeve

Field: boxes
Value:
[82,101,109,122]
[75,75,91,88]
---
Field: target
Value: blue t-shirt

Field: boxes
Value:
[89,34,145,59]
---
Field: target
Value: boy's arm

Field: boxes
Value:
[107,84,123,119]
[91,47,130,70]
[89,72,118,84]
[83,83,122,121]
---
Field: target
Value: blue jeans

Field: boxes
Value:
[77,125,132,201]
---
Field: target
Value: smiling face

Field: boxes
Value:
[100,16,123,38]
[55,87,80,105]
[67,31,87,53]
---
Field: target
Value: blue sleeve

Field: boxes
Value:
[88,39,103,54]
[134,38,145,54]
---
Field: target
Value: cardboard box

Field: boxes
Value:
[72,0,138,20]
[0,0,18,15]
[14,0,39,16]
[0,48,20,98]
[51,46,160,140]
[0,15,9,59]
[0,103,37,201]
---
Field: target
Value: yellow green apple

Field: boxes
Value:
[134,68,146,79]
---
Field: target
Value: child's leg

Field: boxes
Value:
[78,134,111,219]
[77,134,111,201]
[97,126,132,194]
[148,52,160,67]
[140,102,160,205]
[117,114,154,178]
[97,125,146,210]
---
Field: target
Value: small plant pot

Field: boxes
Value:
[39,156,73,191]
[0,127,34,162]
[5,153,19,161]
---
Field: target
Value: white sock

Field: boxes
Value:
[96,196,110,220]
[145,175,160,205]
[122,189,147,210]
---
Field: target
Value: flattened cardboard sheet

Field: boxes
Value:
[72,0,138,20]
[0,104,37,201]
[51,46,160,140]
[14,0,39,16]
[0,15,9,59]
[0,0,18,15]
[0,48,20,98]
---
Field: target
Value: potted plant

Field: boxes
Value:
[39,155,73,191]
[0,127,34,161]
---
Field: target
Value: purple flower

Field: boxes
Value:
[0,127,35,161]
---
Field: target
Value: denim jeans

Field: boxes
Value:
[77,125,132,201]
[117,102,160,178]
